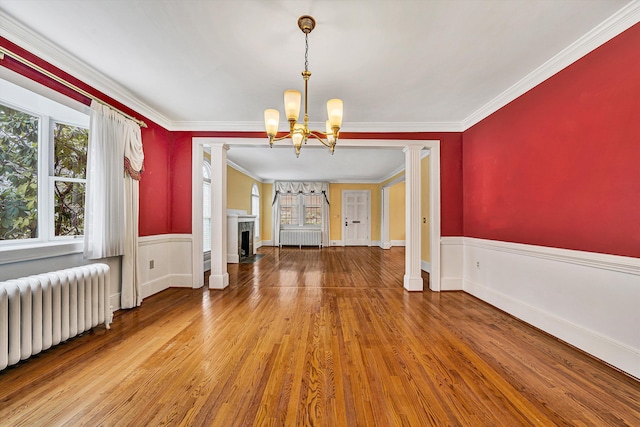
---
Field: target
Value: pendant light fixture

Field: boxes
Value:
[264,15,344,157]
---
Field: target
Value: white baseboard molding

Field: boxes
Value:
[330,240,344,247]
[464,277,639,379]
[371,240,381,248]
[462,237,640,378]
[261,240,274,246]
[227,254,240,264]
[421,260,431,273]
[381,241,392,249]
[390,240,406,247]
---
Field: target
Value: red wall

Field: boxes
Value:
[462,23,640,258]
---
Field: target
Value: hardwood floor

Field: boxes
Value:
[1,246,638,426]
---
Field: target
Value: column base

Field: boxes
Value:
[404,275,423,291]
[209,273,229,290]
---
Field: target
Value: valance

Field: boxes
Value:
[272,181,330,206]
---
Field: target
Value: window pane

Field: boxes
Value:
[305,207,322,225]
[279,193,299,225]
[304,194,322,225]
[54,180,85,236]
[54,122,88,179]
[0,104,39,240]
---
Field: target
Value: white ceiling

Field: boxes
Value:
[0,0,636,181]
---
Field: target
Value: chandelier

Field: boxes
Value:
[264,15,344,157]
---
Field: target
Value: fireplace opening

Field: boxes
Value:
[241,230,251,258]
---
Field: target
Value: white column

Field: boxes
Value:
[403,145,423,291]
[209,143,229,289]
[382,186,391,249]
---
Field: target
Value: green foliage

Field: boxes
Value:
[54,123,88,236]
[0,104,39,240]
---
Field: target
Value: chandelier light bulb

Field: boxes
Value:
[264,109,280,137]
[327,98,343,128]
[284,90,301,121]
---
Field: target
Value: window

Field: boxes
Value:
[279,192,323,227]
[251,184,260,238]
[279,193,299,225]
[53,122,88,236]
[304,194,322,225]
[202,159,212,253]
[0,78,89,245]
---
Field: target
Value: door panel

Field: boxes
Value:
[343,191,370,246]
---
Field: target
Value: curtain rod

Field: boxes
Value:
[0,47,147,128]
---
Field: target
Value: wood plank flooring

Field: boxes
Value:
[0,246,638,426]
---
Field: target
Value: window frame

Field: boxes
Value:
[279,192,323,229]
[0,76,89,261]
[251,183,260,238]
[202,159,212,253]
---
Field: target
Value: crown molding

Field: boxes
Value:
[462,1,640,130]
[0,11,173,130]
[226,160,265,183]
[169,120,464,133]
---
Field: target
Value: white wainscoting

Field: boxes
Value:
[440,237,464,290]
[460,237,640,378]
[136,234,193,306]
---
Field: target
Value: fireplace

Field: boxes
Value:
[227,210,256,263]
[238,221,254,260]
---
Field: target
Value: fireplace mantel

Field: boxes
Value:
[227,210,256,263]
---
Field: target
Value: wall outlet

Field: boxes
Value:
[149,260,155,269]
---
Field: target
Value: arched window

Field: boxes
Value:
[202,159,212,252]
[251,183,260,239]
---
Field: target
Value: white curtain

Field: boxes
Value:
[84,101,144,309]
[272,181,330,247]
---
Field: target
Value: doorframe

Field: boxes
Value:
[191,138,440,292]
[341,190,371,246]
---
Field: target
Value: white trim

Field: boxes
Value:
[371,240,381,248]
[138,234,191,246]
[191,144,205,289]
[330,240,344,247]
[464,237,640,276]
[440,236,464,291]
[169,120,464,133]
[227,159,264,183]
[261,240,274,247]
[390,240,406,247]
[462,1,640,130]
[0,240,84,265]
[459,237,640,378]
[421,260,431,273]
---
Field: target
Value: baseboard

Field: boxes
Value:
[464,277,640,378]
[261,240,274,246]
[227,254,239,264]
[390,240,406,247]
[461,237,640,378]
[381,242,392,249]
[371,240,382,248]
[330,240,344,247]
[440,277,463,291]
[421,260,431,273]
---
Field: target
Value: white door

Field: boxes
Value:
[342,190,370,246]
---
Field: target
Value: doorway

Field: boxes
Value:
[342,190,371,246]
